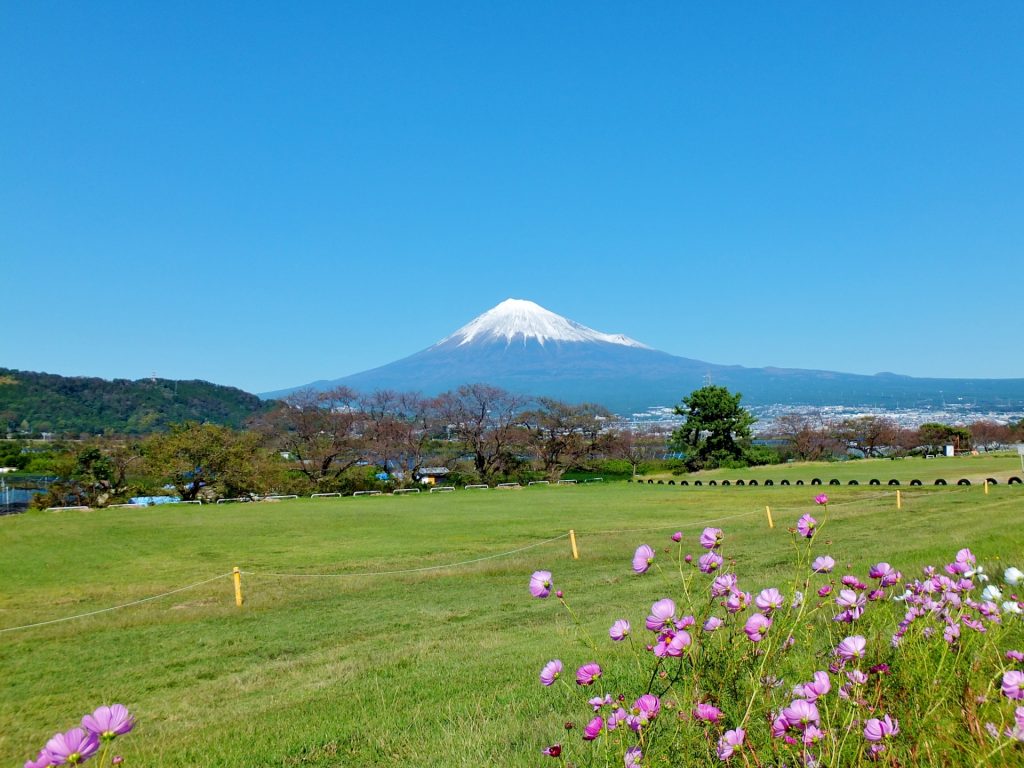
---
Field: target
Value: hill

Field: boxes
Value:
[0,368,274,435]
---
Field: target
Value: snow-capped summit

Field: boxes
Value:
[434,298,649,349]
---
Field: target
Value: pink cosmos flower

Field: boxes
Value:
[45,728,100,766]
[796,514,817,539]
[803,725,825,745]
[633,544,655,574]
[711,573,738,597]
[725,591,752,613]
[624,745,643,767]
[646,598,677,631]
[818,585,833,597]
[698,552,724,573]
[634,694,660,721]
[82,704,135,741]
[609,619,631,641]
[716,728,745,760]
[869,562,900,587]
[863,714,899,742]
[700,527,723,549]
[576,663,602,686]
[841,575,868,590]
[671,531,683,542]
[815,493,828,505]
[1007,650,1024,662]
[770,714,788,738]
[793,671,831,702]
[835,635,866,662]
[540,659,562,686]
[24,750,52,768]
[541,744,561,757]
[583,715,604,740]
[666,631,692,656]
[744,613,771,642]
[1002,670,1024,700]
[530,570,553,598]
[811,555,835,573]
[703,616,723,632]
[589,694,612,711]
[694,703,723,724]
[755,588,784,613]
[782,699,820,730]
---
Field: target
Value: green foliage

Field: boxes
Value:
[0,440,30,470]
[669,385,757,471]
[0,368,274,436]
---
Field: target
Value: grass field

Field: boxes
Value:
[2,471,1023,766]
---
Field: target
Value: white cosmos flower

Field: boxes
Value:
[1002,600,1023,615]
[1005,567,1024,587]
[982,585,1004,602]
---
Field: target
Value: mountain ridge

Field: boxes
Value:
[263,299,1024,413]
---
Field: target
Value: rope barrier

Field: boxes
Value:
[244,533,571,579]
[0,572,234,634]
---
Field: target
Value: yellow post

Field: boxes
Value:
[569,529,579,560]
[984,479,989,496]
[896,490,902,510]
[233,566,243,607]
[765,505,774,529]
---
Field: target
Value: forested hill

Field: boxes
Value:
[0,368,275,435]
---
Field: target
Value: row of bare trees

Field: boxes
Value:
[254,383,617,488]
[769,414,1021,461]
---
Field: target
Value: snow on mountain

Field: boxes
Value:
[434,298,649,349]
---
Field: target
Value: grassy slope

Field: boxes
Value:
[641,451,1024,484]
[1,481,1023,766]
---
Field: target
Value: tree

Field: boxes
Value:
[968,420,1012,451]
[917,422,971,453]
[435,384,530,482]
[524,398,611,480]
[771,413,843,461]
[258,388,366,486]
[669,386,756,471]
[836,416,899,458]
[606,424,671,478]
[143,422,265,501]
[361,390,440,482]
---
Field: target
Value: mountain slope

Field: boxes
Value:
[0,368,274,435]
[264,299,1024,413]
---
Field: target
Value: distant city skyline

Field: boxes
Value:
[3,3,1022,392]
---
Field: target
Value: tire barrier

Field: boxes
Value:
[958,479,971,486]
[722,480,731,486]
[829,479,841,485]
[869,479,881,486]
[811,478,822,485]
[780,479,790,486]
[709,480,718,486]
[986,478,998,485]
[694,481,703,486]
[796,480,805,486]
[888,479,900,486]
[910,479,922,486]
[764,479,773,486]
[735,479,744,486]
[848,480,859,485]
[1009,477,1022,485]
[648,479,654,484]
[749,479,758,486]
[681,481,689,486]
[934,479,947,485]
[668,480,675,485]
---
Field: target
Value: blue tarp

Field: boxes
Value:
[130,496,182,506]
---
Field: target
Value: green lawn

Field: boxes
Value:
[2,481,1023,766]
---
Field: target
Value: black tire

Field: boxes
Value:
[986,478,998,485]
[888,479,900,486]
[829,479,841,486]
[870,479,881,485]
[780,479,790,486]
[709,480,717,486]
[910,479,922,486]
[811,478,822,485]
[657,480,664,485]
[934,479,947,485]
[668,480,675,485]
[735,479,744,486]
[749,479,758,486]
[680,480,689,486]
[1008,476,1022,485]
[848,480,859,485]
[722,480,731,486]
[958,479,971,486]
[648,479,654,484]
[694,481,702,486]
[796,480,804,485]
[764,479,773,486]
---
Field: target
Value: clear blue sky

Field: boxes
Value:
[3,2,1022,394]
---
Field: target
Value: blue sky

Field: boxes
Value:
[3,2,1022,394]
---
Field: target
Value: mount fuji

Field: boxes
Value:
[264,299,1024,413]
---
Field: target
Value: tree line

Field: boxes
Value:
[9,383,1023,509]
